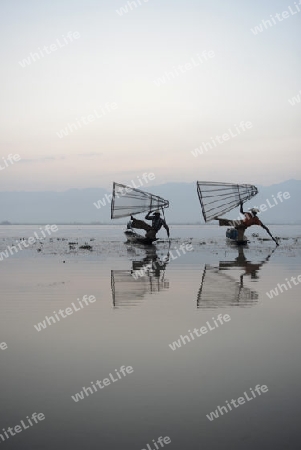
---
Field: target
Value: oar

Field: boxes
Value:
[161,207,170,243]
[266,228,279,246]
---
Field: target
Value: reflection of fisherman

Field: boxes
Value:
[132,253,169,277]
[231,246,275,281]
[218,202,279,245]
[198,246,275,308]
[132,247,170,281]
[235,247,262,280]
[217,246,274,302]
[130,210,170,240]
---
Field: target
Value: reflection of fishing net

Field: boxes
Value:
[111,182,169,219]
[196,181,258,222]
[111,269,169,308]
[111,270,148,308]
[197,265,258,309]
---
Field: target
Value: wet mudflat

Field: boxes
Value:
[1,225,301,450]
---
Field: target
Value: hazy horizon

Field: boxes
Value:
[0,177,301,193]
[1,179,300,224]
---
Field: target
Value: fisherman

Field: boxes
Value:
[130,210,170,240]
[217,202,279,245]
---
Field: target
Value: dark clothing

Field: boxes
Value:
[145,213,168,232]
[130,218,152,232]
[130,212,169,239]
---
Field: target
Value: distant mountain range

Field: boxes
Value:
[0,179,300,224]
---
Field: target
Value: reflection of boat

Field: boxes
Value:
[197,247,275,309]
[111,248,169,308]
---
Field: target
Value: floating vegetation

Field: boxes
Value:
[79,243,93,251]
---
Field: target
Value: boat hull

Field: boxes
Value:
[226,228,248,245]
[124,230,156,246]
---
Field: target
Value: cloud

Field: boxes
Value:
[17,153,102,165]
[76,152,103,157]
[19,156,66,164]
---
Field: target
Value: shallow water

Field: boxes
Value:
[1,225,301,449]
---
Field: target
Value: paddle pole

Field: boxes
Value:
[265,226,279,246]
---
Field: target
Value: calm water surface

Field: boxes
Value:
[1,225,301,450]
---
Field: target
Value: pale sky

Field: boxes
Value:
[0,0,300,191]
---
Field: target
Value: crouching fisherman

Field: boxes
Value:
[217,202,279,245]
[130,210,170,241]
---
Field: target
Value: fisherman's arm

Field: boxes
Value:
[163,222,170,238]
[240,201,245,215]
[145,212,154,220]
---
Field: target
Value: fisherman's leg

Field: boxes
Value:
[131,218,152,232]
[145,229,157,240]
[219,219,234,226]
[220,219,244,227]
[236,227,246,241]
